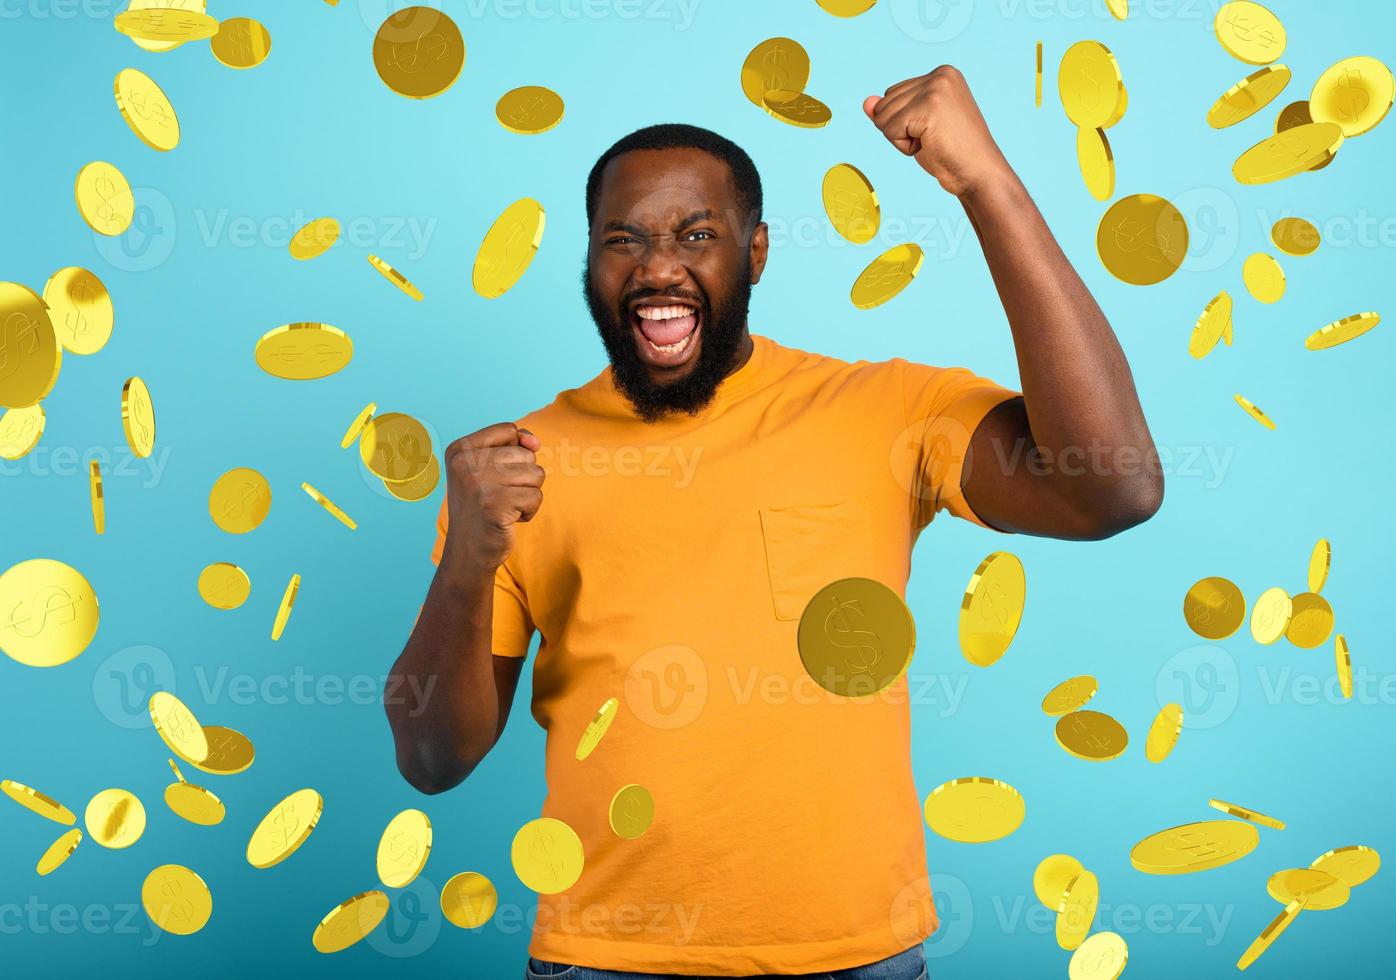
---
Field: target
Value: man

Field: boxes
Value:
[386,66,1161,979]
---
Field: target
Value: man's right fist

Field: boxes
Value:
[442,422,544,572]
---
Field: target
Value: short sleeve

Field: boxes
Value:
[894,358,1021,530]
[430,499,534,659]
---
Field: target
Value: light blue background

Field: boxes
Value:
[1,0,1392,977]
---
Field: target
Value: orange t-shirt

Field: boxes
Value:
[430,332,1019,975]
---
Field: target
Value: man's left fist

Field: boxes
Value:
[863,66,1012,199]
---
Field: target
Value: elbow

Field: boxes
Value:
[394,742,476,796]
[1074,472,1165,540]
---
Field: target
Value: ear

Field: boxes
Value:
[749,222,770,285]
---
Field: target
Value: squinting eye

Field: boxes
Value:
[685,231,715,241]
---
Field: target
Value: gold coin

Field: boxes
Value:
[1069,929,1128,980]
[1250,586,1292,643]
[2,779,76,824]
[1076,127,1114,201]
[0,559,100,668]
[798,576,916,697]
[1285,592,1333,648]
[36,828,82,876]
[247,788,322,868]
[165,779,225,826]
[1106,0,1128,19]
[1036,41,1043,108]
[576,697,619,761]
[114,8,218,41]
[372,7,465,100]
[341,402,377,449]
[740,38,810,107]
[761,89,832,128]
[360,412,433,484]
[289,217,340,260]
[1131,819,1259,874]
[90,460,105,535]
[313,891,389,953]
[1237,900,1303,971]
[367,254,423,301]
[1208,66,1291,129]
[1034,854,1084,906]
[384,456,440,502]
[1234,123,1344,184]
[1059,41,1122,129]
[149,691,209,762]
[84,788,146,848]
[210,17,271,69]
[1209,798,1285,830]
[74,161,134,236]
[121,376,156,458]
[1234,394,1276,430]
[1305,312,1381,351]
[302,482,357,530]
[609,784,654,840]
[1334,634,1353,700]
[850,243,924,310]
[197,562,250,610]
[0,281,61,409]
[44,266,114,355]
[1310,539,1333,593]
[1041,676,1097,716]
[0,406,45,461]
[1242,253,1285,304]
[1214,2,1286,65]
[472,198,546,300]
[142,864,212,935]
[254,322,353,380]
[816,0,878,14]
[496,86,565,135]
[1145,703,1184,763]
[923,777,1025,844]
[511,817,585,894]
[959,552,1025,668]
[1096,194,1189,286]
[1056,871,1098,951]
[209,467,272,534]
[377,808,432,888]
[1268,868,1349,910]
[1055,710,1129,761]
[113,68,180,151]
[1188,292,1233,361]
[123,0,205,53]
[271,573,300,641]
[822,164,880,245]
[1274,101,1336,169]
[1311,844,1379,887]
[1104,82,1128,128]
[1183,580,1250,642]
[440,872,498,929]
[1271,217,1320,256]
[184,725,255,776]
[1310,56,1394,137]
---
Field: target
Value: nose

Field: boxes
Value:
[632,237,686,291]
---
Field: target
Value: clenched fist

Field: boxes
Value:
[442,422,545,573]
[863,65,1013,199]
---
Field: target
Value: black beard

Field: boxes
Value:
[582,260,752,424]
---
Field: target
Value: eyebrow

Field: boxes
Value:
[600,209,716,235]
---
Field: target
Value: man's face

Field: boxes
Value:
[584,147,768,423]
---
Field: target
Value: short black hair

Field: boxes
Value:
[585,124,763,233]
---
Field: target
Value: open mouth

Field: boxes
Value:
[630,301,702,368]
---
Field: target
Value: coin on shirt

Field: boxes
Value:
[511,817,584,894]
[609,785,654,840]
[797,576,915,697]
[576,697,619,761]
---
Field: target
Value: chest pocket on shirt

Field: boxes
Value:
[758,495,875,621]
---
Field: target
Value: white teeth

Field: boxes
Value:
[643,325,698,355]
[636,305,696,321]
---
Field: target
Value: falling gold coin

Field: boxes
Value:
[44,266,113,355]
[1285,592,1334,648]
[1059,41,1123,130]
[1207,66,1291,129]
[247,788,322,869]
[84,788,146,849]
[576,697,619,761]
[1036,41,1043,107]
[609,784,655,840]
[850,243,924,310]
[1242,253,1285,304]
[0,283,59,410]
[1250,586,1292,643]
[0,406,45,460]
[255,322,353,380]
[341,403,377,449]
[511,817,585,894]
[1131,820,1260,874]
[367,254,423,301]
[798,576,916,697]
[1034,854,1084,906]
[761,89,833,128]
[1056,871,1099,951]
[1271,217,1320,256]
[0,559,101,668]
[1145,703,1184,763]
[36,828,82,876]
[164,770,225,826]
[1214,1,1286,65]
[1334,634,1353,700]
[740,38,811,107]
[113,68,180,151]
[822,164,880,244]
[815,0,878,14]
[1305,312,1381,351]
[384,456,441,502]
[1237,899,1303,971]
[271,573,300,641]
[372,7,465,100]
[313,891,390,953]
[1234,394,1276,430]
[1311,539,1333,594]
[1309,56,1394,137]
[1311,845,1380,887]
[1210,798,1285,830]
[149,691,209,762]
[121,376,156,458]
[184,725,256,776]
[1068,929,1128,980]
[440,872,498,929]
[302,482,357,531]
[1076,127,1115,201]
[123,0,205,53]
[923,777,1025,844]
[360,412,433,484]
[209,467,272,534]
[197,562,250,610]
[89,461,104,535]
[1189,292,1233,360]
[1096,194,1188,286]
[1042,676,1098,716]
[289,218,340,260]
[114,8,218,41]
[210,17,271,69]
[142,864,213,935]
[2,780,76,825]
[495,86,565,134]
[1268,868,1349,910]
[959,552,1025,667]
[1056,710,1129,761]
[472,198,545,300]
[74,161,135,236]
[1233,123,1344,184]
[377,808,432,889]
